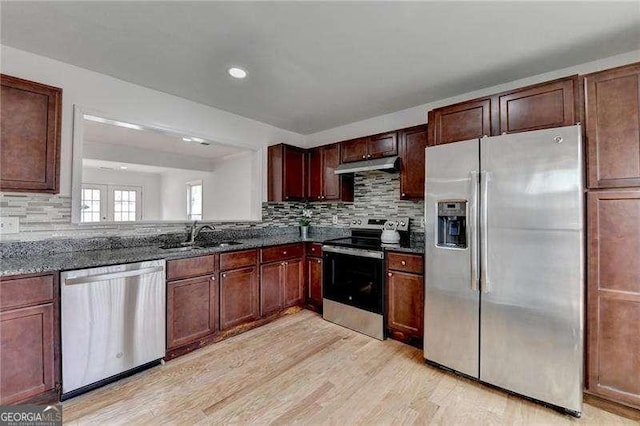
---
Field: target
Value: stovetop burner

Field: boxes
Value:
[322,216,411,251]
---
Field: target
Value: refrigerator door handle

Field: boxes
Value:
[469,171,479,291]
[480,171,490,293]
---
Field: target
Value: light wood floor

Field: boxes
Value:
[63,310,637,425]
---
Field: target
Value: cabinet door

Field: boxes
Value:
[220,266,260,330]
[260,262,283,316]
[322,144,341,200]
[283,259,304,308]
[497,76,577,134]
[429,98,492,145]
[587,190,640,408]
[0,304,54,404]
[585,63,640,189]
[306,257,323,306]
[283,146,306,200]
[341,137,368,163]
[399,125,429,199]
[308,148,322,201]
[167,275,218,350]
[0,75,61,193]
[386,271,424,338]
[368,132,397,159]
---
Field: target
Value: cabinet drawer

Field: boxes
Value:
[261,244,303,263]
[167,255,217,281]
[0,274,54,311]
[306,242,323,258]
[387,252,423,274]
[220,249,258,271]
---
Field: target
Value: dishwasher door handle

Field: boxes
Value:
[64,266,164,285]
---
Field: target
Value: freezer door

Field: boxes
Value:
[424,139,480,378]
[479,126,584,413]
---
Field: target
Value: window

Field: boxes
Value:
[81,187,103,222]
[113,189,137,222]
[80,184,141,222]
[187,181,203,221]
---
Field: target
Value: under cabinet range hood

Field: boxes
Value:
[335,156,399,174]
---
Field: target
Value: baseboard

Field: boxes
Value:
[584,392,640,421]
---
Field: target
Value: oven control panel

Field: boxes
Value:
[348,217,410,232]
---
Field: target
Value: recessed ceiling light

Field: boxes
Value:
[228,67,247,79]
[120,166,128,170]
[191,137,204,143]
[182,137,192,142]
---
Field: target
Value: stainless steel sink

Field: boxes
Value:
[198,241,242,248]
[160,241,242,250]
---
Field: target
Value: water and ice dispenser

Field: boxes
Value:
[437,201,467,249]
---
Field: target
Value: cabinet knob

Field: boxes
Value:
[318,196,321,199]
[401,192,405,197]
[367,154,372,158]
[362,155,366,159]
[211,276,215,281]
[401,261,406,266]
[283,251,287,254]
[222,273,226,278]
[317,259,321,263]
[388,272,393,277]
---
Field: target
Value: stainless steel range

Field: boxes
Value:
[322,216,409,339]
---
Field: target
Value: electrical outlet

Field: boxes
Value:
[0,217,20,234]
[332,215,339,225]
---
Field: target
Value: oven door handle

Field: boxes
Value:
[322,245,384,260]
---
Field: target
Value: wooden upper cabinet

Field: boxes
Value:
[497,75,578,134]
[428,98,492,146]
[399,124,429,199]
[585,63,640,189]
[368,131,397,159]
[341,137,368,163]
[307,143,353,202]
[321,143,341,200]
[0,74,62,193]
[587,190,640,408]
[267,144,306,201]
[307,147,323,200]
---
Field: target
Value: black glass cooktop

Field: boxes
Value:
[323,236,384,250]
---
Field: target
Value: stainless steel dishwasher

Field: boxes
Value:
[61,260,166,399]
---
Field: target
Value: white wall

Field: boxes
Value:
[210,152,255,221]
[303,50,640,147]
[82,167,162,220]
[0,45,304,200]
[160,170,213,221]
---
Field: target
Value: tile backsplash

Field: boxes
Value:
[1,170,423,241]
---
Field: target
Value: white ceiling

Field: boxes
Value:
[83,118,246,159]
[2,2,639,134]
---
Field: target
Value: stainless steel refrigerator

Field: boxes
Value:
[424,125,584,415]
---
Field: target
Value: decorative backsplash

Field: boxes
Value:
[0,170,424,241]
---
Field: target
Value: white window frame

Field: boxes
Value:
[80,184,108,222]
[110,185,143,222]
[186,180,203,221]
[80,183,142,222]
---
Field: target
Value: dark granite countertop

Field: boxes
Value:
[0,234,425,277]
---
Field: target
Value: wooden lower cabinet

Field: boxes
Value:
[587,190,640,409]
[260,259,304,316]
[220,266,260,330]
[1,304,55,405]
[260,262,283,316]
[283,259,304,307]
[0,272,58,405]
[386,252,424,346]
[306,257,323,309]
[167,275,218,350]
